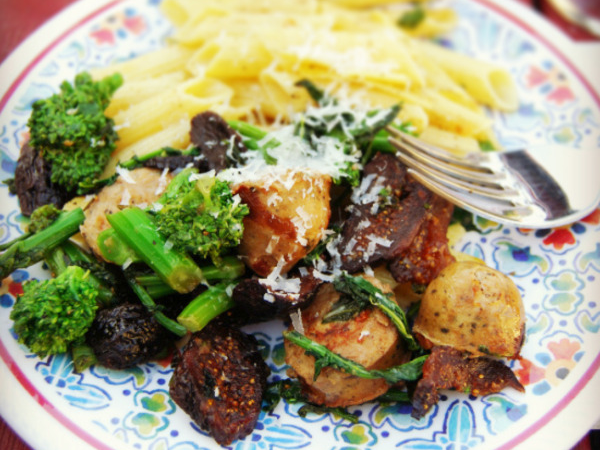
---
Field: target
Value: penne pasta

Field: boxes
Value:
[414,41,519,112]
[96,0,519,175]
[103,117,192,177]
[419,126,481,156]
[91,46,193,82]
[105,71,188,117]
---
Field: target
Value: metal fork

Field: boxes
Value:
[386,127,600,229]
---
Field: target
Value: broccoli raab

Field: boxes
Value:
[28,71,122,195]
[8,232,119,359]
[10,265,100,358]
[103,169,248,294]
[153,168,250,265]
[0,206,85,280]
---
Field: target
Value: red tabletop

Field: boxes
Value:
[0,0,597,450]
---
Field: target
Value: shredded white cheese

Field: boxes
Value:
[290,308,305,335]
[116,166,137,184]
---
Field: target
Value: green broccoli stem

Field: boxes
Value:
[118,146,200,170]
[284,330,427,384]
[127,276,188,337]
[71,342,97,373]
[97,227,141,266]
[361,122,417,164]
[107,207,204,294]
[44,245,69,276]
[135,274,176,298]
[227,120,278,164]
[228,120,268,140]
[177,282,235,332]
[0,207,85,280]
[0,232,30,251]
[136,255,245,298]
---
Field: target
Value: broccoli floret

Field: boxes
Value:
[10,265,100,358]
[27,204,62,234]
[28,71,122,195]
[154,168,249,265]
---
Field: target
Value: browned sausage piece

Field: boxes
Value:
[234,170,331,277]
[169,323,270,446]
[80,167,172,259]
[285,277,409,408]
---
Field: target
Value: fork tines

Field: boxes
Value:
[385,127,543,224]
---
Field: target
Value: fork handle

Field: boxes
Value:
[500,151,571,221]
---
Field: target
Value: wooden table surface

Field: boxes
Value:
[0,0,597,449]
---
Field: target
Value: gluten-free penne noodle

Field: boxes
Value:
[96,0,518,175]
[414,40,519,112]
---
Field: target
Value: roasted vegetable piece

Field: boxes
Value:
[190,111,247,171]
[411,345,525,419]
[11,142,70,215]
[336,153,432,273]
[153,168,249,266]
[169,323,270,446]
[86,302,173,369]
[0,207,85,280]
[413,261,525,358]
[232,267,324,322]
[10,265,100,358]
[388,193,455,285]
[27,71,122,195]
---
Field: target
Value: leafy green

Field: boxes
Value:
[295,78,401,185]
[263,379,359,423]
[333,272,420,351]
[397,6,426,29]
[284,330,427,384]
[28,71,122,194]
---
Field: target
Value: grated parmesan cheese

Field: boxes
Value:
[119,188,131,206]
[155,167,170,196]
[290,308,305,335]
[115,166,137,184]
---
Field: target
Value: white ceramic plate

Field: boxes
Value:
[1,1,599,450]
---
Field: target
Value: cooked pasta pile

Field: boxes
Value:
[92,0,518,177]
